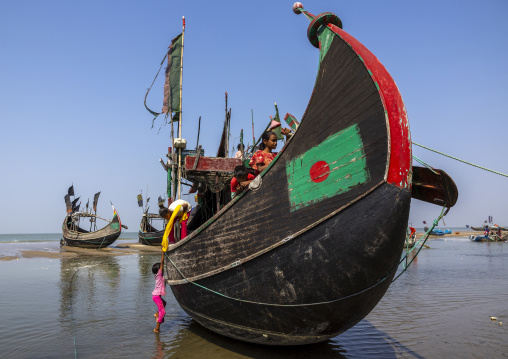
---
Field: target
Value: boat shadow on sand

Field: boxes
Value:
[154,318,425,359]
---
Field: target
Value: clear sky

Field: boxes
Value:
[1,0,507,234]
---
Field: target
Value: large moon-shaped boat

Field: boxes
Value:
[164,4,415,345]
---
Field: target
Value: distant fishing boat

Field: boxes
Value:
[136,193,165,246]
[470,235,489,242]
[138,212,164,246]
[471,225,507,231]
[146,4,458,345]
[61,186,124,248]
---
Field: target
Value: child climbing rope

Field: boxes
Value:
[152,251,166,333]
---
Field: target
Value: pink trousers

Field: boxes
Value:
[152,295,167,323]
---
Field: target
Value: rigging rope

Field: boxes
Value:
[165,252,398,307]
[413,142,508,178]
[164,206,448,307]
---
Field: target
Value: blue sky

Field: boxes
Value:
[0,0,507,233]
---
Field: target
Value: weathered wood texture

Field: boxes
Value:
[165,19,411,345]
[185,156,241,172]
[172,184,410,344]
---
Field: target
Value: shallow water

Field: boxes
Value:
[0,236,506,358]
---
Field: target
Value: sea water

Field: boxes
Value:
[0,234,506,358]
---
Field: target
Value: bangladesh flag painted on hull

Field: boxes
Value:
[286,124,370,212]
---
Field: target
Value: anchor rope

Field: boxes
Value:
[413,142,508,178]
[391,206,447,282]
[165,252,399,307]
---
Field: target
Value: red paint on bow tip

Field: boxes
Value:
[310,161,330,183]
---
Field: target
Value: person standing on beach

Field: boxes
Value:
[152,251,166,333]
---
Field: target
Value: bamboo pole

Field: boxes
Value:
[177,16,185,200]
[251,109,255,146]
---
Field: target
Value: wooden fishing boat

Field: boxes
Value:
[62,187,123,249]
[138,212,164,246]
[61,210,122,248]
[153,4,458,345]
[471,225,506,231]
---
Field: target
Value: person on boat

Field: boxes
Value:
[159,199,191,245]
[249,129,291,175]
[152,251,166,333]
[484,225,489,236]
[234,144,244,159]
[231,165,256,199]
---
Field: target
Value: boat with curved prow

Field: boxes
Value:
[157,4,457,346]
[138,212,165,246]
[61,187,123,249]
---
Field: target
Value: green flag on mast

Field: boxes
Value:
[163,33,183,116]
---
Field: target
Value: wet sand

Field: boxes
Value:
[0,232,490,261]
[0,241,165,261]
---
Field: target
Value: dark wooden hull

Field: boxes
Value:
[165,11,412,345]
[171,184,410,344]
[62,212,121,249]
[138,216,164,246]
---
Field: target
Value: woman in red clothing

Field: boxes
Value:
[249,130,290,175]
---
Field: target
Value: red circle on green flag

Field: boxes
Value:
[310,161,330,183]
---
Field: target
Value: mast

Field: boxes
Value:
[177,15,185,200]
[225,92,229,157]
[251,109,255,148]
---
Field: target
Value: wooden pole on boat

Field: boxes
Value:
[225,92,229,157]
[177,15,185,200]
[251,109,255,148]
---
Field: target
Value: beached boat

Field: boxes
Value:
[62,210,122,248]
[138,212,164,246]
[62,187,123,248]
[149,4,458,345]
[471,225,507,231]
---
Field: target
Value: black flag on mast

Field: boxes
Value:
[71,197,80,212]
[93,192,101,212]
[64,194,72,214]
[68,185,74,197]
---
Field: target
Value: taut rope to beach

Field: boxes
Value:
[413,142,508,178]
